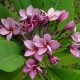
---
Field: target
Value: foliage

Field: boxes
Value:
[0,0,80,80]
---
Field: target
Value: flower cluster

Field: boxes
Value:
[70,31,80,57]
[0,5,77,79]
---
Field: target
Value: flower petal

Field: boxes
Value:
[19,9,27,20]
[33,34,41,42]
[47,8,54,16]
[13,27,20,35]
[49,40,61,50]
[70,48,80,57]
[58,10,69,21]
[47,45,52,55]
[64,21,76,30]
[26,5,34,16]
[36,67,42,73]
[26,59,36,68]
[44,33,51,45]
[0,27,9,35]
[29,69,37,79]
[37,47,47,55]
[23,65,31,73]
[7,17,15,26]
[71,32,80,42]
[24,50,36,57]
[34,53,43,61]
[24,40,35,50]
[33,37,44,47]
[1,18,10,29]
[6,32,12,40]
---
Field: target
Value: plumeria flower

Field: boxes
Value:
[70,43,80,57]
[47,8,61,21]
[0,17,20,40]
[37,11,49,26]
[33,33,61,56]
[20,16,38,32]
[19,5,40,21]
[63,21,76,32]
[48,55,60,64]
[57,10,69,21]
[24,39,47,61]
[71,32,80,42]
[23,59,42,79]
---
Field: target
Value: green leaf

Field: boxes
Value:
[46,68,60,80]
[0,70,22,80]
[12,0,31,11]
[58,54,79,66]
[0,36,5,40]
[43,0,56,11]
[31,0,44,9]
[76,23,80,32]
[53,48,79,66]
[0,3,11,18]
[0,40,25,72]
[50,67,80,80]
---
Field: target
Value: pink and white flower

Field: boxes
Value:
[71,32,80,42]
[70,43,80,57]
[23,59,42,79]
[37,11,49,26]
[24,39,46,61]
[19,5,40,21]
[47,8,61,21]
[0,17,20,40]
[33,33,61,56]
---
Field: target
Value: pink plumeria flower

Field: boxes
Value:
[0,17,20,40]
[70,43,80,57]
[57,10,69,21]
[19,5,40,21]
[20,16,38,32]
[24,39,46,61]
[23,59,42,79]
[48,55,60,64]
[37,11,49,26]
[71,32,80,42]
[47,8,61,21]
[63,21,76,32]
[33,33,61,56]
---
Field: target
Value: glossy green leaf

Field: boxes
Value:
[58,54,79,66]
[31,0,44,9]
[50,67,80,80]
[0,70,22,80]
[46,68,60,80]
[0,3,10,18]
[54,49,79,66]
[12,0,31,11]
[76,23,80,32]
[0,40,25,72]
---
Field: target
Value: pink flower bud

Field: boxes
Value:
[63,21,76,32]
[49,56,60,64]
[58,10,69,21]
